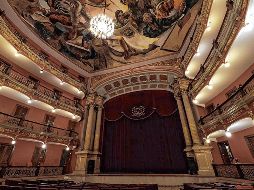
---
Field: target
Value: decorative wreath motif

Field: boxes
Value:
[131,105,146,117]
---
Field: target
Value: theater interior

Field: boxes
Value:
[0,0,253,189]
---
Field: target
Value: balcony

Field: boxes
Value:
[199,73,254,135]
[0,59,84,117]
[0,111,78,145]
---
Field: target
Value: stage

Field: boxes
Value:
[69,173,220,190]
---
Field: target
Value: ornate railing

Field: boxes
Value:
[213,164,254,181]
[0,15,88,91]
[0,59,84,116]
[199,73,254,128]
[0,166,63,178]
[188,0,248,96]
[0,111,78,144]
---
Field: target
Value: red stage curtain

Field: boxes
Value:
[101,91,187,173]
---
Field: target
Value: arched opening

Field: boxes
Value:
[100,90,188,173]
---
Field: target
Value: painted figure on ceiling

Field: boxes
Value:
[10,0,200,70]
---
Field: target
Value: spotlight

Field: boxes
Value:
[66,146,70,151]
[60,81,64,85]
[27,99,32,104]
[185,70,190,75]
[225,131,232,138]
[77,90,81,94]
[42,143,47,149]
[205,139,211,144]
[72,115,76,119]
[40,69,44,74]
[11,140,16,145]
[52,109,56,113]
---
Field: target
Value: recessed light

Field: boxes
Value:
[52,109,56,113]
[40,69,44,74]
[193,99,198,104]
[207,85,213,90]
[224,61,230,68]
[27,99,32,104]
[42,143,47,149]
[11,140,16,145]
[60,81,64,85]
[225,131,232,137]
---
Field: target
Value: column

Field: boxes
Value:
[93,106,103,153]
[181,91,202,145]
[179,78,214,176]
[174,95,192,151]
[84,104,95,151]
[80,105,89,151]
[74,93,96,174]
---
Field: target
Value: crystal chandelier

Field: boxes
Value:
[90,13,114,39]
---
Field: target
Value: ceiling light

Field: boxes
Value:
[42,143,47,149]
[205,139,211,144]
[40,69,44,74]
[195,51,200,56]
[185,70,190,75]
[193,99,198,104]
[52,109,56,113]
[60,81,64,85]
[207,84,213,90]
[225,131,232,138]
[90,14,114,39]
[14,51,20,57]
[206,21,212,31]
[72,115,76,120]
[224,61,230,68]
[11,140,16,145]
[77,90,81,94]
[27,99,32,104]
[66,146,70,151]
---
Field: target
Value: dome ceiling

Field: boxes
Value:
[8,0,202,71]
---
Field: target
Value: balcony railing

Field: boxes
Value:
[213,164,254,181]
[199,73,254,125]
[0,111,78,144]
[0,59,84,116]
[0,166,64,178]
[188,0,247,95]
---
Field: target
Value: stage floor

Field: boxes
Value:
[69,173,218,190]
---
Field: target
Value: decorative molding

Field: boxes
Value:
[199,76,254,136]
[189,0,248,96]
[0,16,87,91]
[0,65,84,117]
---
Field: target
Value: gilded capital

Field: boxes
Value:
[86,93,96,106]
[95,95,104,108]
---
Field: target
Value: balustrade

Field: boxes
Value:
[0,111,78,140]
[0,59,84,115]
[199,74,254,125]
[0,166,63,178]
[213,164,254,181]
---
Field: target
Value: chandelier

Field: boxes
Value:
[90,13,114,39]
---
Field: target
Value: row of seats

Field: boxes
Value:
[0,179,158,190]
[183,182,254,190]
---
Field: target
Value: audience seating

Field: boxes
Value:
[0,179,158,190]
[183,182,254,190]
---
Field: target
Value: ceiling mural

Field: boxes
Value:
[8,0,202,71]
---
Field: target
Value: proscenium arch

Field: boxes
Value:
[92,71,180,102]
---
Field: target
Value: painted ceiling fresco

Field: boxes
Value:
[8,0,202,71]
